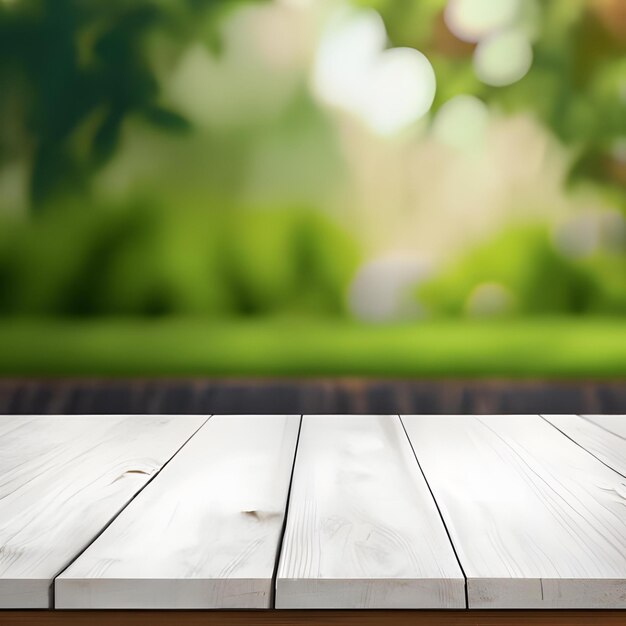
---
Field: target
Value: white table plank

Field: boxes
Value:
[0,414,206,608]
[56,415,300,609]
[402,415,626,609]
[583,415,626,439]
[542,415,626,477]
[275,415,465,609]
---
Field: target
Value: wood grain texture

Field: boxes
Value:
[402,415,626,609]
[55,415,300,609]
[542,415,626,477]
[276,415,465,609]
[0,415,206,609]
[1,610,626,626]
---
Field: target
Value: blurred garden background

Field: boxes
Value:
[0,0,625,377]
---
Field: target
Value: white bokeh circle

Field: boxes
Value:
[473,28,532,87]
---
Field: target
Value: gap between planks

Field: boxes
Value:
[49,415,212,609]
[269,415,304,609]
[540,414,626,478]
[397,414,469,609]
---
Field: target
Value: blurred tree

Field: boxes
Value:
[367,0,626,198]
[0,0,265,209]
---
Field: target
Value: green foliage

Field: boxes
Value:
[494,4,625,191]
[370,0,626,192]
[417,225,626,317]
[0,202,360,317]
[0,0,265,208]
[354,0,447,50]
[292,212,361,316]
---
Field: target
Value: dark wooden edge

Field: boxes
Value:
[1,611,625,626]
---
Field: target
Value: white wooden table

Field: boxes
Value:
[1,414,625,622]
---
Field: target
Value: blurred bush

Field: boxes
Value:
[417,224,626,317]
[0,203,359,317]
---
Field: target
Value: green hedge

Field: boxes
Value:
[0,203,359,318]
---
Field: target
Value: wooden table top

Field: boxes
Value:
[1,413,625,619]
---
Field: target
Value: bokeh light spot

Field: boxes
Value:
[473,27,532,86]
[313,8,436,135]
[432,94,489,151]
[445,0,520,43]
[465,282,515,316]
[313,7,386,112]
[348,254,429,321]
[358,47,436,136]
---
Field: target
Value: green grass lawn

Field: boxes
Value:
[1,317,626,378]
